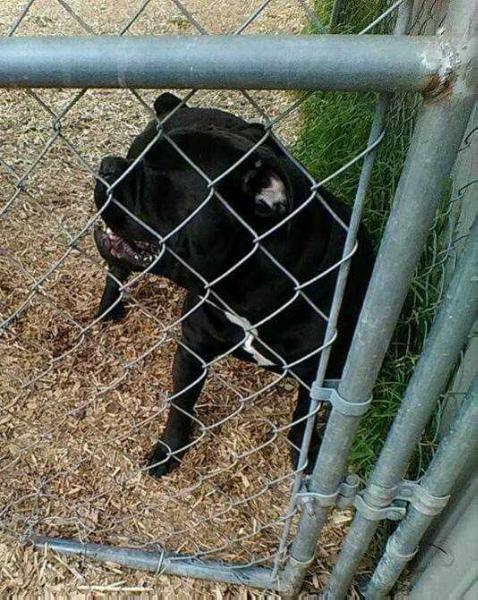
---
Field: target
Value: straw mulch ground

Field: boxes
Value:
[0,1,355,597]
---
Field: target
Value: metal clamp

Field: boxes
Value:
[395,480,450,516]
[297,474,361,515]
[336,474,361,509]
[310,381,372,417]
[355,480,450,523]
[354,494,407,521]
[367,481,451,517]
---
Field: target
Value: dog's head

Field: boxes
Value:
[93,122,292,285]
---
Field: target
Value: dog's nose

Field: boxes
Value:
[254,198,288,219]
[253,171,289,218]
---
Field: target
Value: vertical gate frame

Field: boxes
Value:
[283,0,477,596]
[324,214,478,599]
[2,0,476,597]
[365,373,478,599]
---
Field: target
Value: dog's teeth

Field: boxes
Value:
[134,254,139,260]
[106,227,112,234]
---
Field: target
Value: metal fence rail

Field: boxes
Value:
[0,35,445,92]
[0,0,476,597]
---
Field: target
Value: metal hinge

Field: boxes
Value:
[310,381,372,417]
[354,494,407,521]
[354,480,450,522]
[297,474,361,516]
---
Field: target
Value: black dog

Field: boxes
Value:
[93,93,374,477]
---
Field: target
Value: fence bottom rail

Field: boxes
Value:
[31,536,289,592]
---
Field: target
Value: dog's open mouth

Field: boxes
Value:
[93,223,158,269]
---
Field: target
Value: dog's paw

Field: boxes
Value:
[146,443,181,478]
[96,302,126,322]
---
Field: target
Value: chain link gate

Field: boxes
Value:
[0,0,476,597]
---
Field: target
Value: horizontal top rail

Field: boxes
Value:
[0,34,446,92]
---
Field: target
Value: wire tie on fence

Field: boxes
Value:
[287,553,316,567]
[154,549,166,575]
[310,381,372,417]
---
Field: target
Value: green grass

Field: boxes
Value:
[294,2,452,477]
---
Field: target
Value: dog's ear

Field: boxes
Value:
[240,160,290,218]
[154,93,185,119]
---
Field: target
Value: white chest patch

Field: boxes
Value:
[225,311,275,367]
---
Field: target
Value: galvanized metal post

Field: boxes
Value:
[282,0,476,596]
[320,1,478,596]
[325,214,478,598]
[365,375,478,599]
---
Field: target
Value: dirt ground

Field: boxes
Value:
[0,1,356,597]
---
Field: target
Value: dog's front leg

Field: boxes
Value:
[147,345,207,478]
[96,263,131,321]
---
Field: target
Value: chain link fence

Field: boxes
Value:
[0,0,476,597]
[0,0,382,586]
